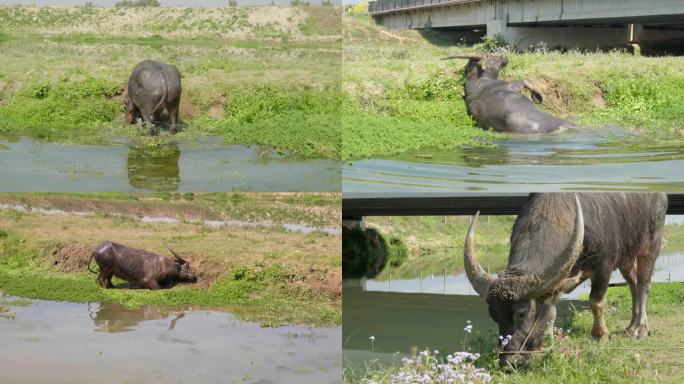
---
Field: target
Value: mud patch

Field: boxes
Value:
[48,242,93,273]
[525,75,574,115]
[174,251,228,288]
[297,267,342,300]
[207,96,226,119]
[179,93,200,120]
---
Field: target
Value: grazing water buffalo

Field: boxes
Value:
[124,60,182,133]
[446,54,571,134]
[88,241,197,290]
[464,193,666,366]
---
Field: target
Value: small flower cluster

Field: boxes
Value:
[498,335,512,347]
[463,320,473,334]
[389,349,492,384]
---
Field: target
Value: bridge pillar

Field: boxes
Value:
[342,217,366,230]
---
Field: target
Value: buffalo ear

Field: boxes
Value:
[531,90,543,104]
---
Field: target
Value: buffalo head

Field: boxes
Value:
[444,53,509,79]
[122,89,137,124]
[167,247,198,283]
[464,195,584,367]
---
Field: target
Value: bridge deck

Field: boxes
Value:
[343,193,684,218]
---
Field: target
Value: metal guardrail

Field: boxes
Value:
[368,0,480,16]
[342,193,684,218]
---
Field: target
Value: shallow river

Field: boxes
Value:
[0,298,341,383]
[0,136,340,192]
[343,249,684,368]
[343,128,684,192]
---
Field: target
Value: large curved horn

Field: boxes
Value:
[464,212,497,297]
[442,54,483,61]
[166,246,188,264]
[517,194,585,300]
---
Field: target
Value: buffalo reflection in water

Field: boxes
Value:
[126,142,180,191]
[91,303,185,333]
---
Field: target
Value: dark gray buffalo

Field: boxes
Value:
[88,241,197,290]
[124,60,182,133]
[464,193,666,366]
[446,54,571,134]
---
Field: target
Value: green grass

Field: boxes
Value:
[345,282,684,383]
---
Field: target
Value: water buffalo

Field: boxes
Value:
[88,241,197,290]
[464,193,666,367]
[446,54,571,134]
[124,60,182,133]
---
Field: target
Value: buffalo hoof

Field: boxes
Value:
[624,324,650,339]
[591,327,610,342]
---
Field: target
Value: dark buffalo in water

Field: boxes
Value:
[88,241,197,290]
[446,54,571,133]
[464,193,666,366]
[124,60,182,133]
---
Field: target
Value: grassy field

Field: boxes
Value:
[345,281,684,383]
[341,13,684,161]
[0,5,341,159]
[362,215,684,279]
[0,193,341,326]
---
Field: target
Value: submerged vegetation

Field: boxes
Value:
[342,13,684,161]
[0,193,341,326]
[0,5,341,159]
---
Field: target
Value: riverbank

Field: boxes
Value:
[344,281,684,384]
[0,6,341,159]
[361,215,684,280]
[342,13,684,161]
[0,193,341,326]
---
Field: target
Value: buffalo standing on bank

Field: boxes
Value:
[88,241,197,290]
[464,193,666,366]
[447,54,572,133]
[124,60,182,133]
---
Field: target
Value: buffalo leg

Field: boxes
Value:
[98,270,114,289]
[589,274,610,341]
[141,106,156,128]
[508,80,543,104]
[143,279,160,290]
[169,104,179,134]
[619,260,640,336]
[632,237,661,338]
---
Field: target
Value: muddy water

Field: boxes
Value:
[343,129,684,192]
[0,136,340,192]
[344,249,684,367]
[0,297,341,383]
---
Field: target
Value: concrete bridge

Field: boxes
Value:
[342,193,684,228]
[367,0,684,49]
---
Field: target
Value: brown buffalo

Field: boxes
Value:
[88,241,197,290]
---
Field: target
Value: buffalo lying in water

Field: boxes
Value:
[446,54,572,134]
[464,193,666,366]
[124,60,182,133]
[88,241,197,290]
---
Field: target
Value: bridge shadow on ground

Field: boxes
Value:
[417,28,485,47]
